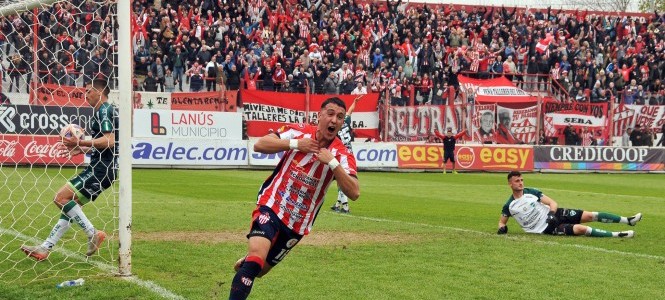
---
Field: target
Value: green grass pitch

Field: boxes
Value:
[1,169,664,299]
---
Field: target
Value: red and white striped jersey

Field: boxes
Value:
[299,21,310,39]
[257,124,357,235]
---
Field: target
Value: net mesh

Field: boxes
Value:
[0,0,120,284]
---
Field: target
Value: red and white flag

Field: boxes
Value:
[535,38,551,54]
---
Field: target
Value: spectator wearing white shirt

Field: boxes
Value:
[351,82,367,95]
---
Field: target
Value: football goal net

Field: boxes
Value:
[0,0,132,284]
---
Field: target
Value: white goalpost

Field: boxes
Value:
[0,0,132,282]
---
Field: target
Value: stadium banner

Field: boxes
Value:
[31,84,88,107]
[612,104,665,136]
[242,89,306,137]
[0,134,84,165]
[396,143,534,171]
[458,75,536,104]
[248,141,397,168]
[131,138,248,165]
[133,91,171,110]
[170,91,236,112]
[387,104,471,141]
[241,90,380,139]
[533,146,665,171]
[471,104,497,144]
[307,93,380,139]
[541,101,609,145]
[133,109,242,140]
[247,139,283,166]
[0,105,93,135]
[496,105,538,144]
[353,142,398,168]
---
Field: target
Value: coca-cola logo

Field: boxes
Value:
[23,140,65,158]
[0,140,18,157]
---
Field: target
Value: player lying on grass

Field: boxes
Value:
[497,171,642,238]
[229,97,360,300]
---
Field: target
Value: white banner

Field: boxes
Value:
[248,139,283,166]
[133,109,242,140]
[353,142,398,168]
[549,113,605,127]
[248,141,398,168]
[132,138,248,165]
[134,92,171,110]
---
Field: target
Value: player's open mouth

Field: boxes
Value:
[327,125,335,133]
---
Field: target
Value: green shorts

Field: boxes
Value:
[68,161,116,204]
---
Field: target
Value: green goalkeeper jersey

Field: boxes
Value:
[89,102,118,165]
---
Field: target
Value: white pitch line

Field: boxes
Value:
[331,213,665,261]
[0,227,186,300]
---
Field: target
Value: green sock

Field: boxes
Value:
[597,212,621,223]
[589,228,613,237]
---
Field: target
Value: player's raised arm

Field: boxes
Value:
[433,129,445,139]
[347,95,362,116]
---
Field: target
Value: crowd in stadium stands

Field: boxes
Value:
[1,0,665,105]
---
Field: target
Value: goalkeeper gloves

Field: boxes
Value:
[497,226,508,234]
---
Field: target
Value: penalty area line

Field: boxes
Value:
[331,213,665,261]
[0,227,186,300]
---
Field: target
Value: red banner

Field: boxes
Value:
[387,104,471,142]
[396,143,534,171]
[171,90,238,112]
[32,84,87,107]
[242,90,380,139]
[0,135,84,165]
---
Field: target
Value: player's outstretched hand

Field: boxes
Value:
[297,138,320,154]
[317,148,334,164]
[497,226,508,234]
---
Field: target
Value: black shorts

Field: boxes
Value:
[443,151,455,163]
[68,161,116,204]
[247,205,303,266]
[542,208,584,235]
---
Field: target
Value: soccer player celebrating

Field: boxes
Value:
[497,171,642,237]
[230,97,360,300]
[21,79,117,261]
[331,95,361,213]
[433,128,467,174]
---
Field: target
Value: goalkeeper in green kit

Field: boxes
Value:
[21,79,118,261]
[497,171,642,238]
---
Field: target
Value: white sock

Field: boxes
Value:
[619,217,628,224]
[591,212,598,221]
[42,217,71,250]
[65,204,96,237]
[584,226,593,236]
